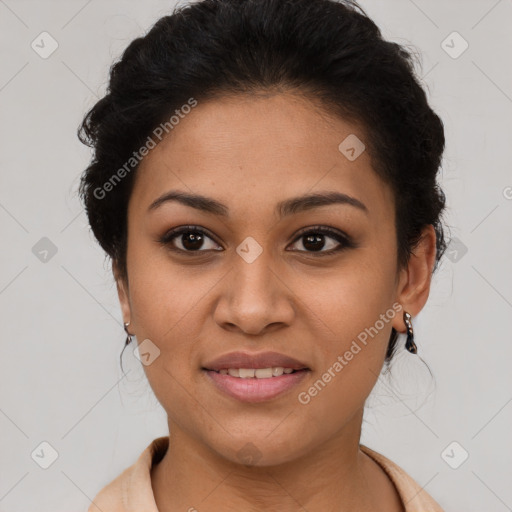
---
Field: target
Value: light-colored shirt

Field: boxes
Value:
[88,436,445,511]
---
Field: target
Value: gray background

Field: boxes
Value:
[1,0,511,510]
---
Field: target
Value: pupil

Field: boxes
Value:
[182,232,203,250]
[303,234,325,251]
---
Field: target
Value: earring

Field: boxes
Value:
[124,321,134,346]
[403,311,417,354]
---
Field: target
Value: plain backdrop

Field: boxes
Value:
[1,0,511,510]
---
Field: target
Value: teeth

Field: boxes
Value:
[255,368,273,378]
[217,367,298,379]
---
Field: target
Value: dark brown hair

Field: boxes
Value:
[78,0,447,363]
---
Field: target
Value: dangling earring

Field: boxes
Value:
[403,311,417,354]
[124,321,134,346]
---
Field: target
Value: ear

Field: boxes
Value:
[113,261,132,326]
[391,224,437,333]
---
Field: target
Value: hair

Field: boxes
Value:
[77,0,447,365]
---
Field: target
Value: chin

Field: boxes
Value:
[205,429,311,468]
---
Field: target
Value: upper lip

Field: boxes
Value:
[203,351,309,371]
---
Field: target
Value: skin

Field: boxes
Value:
[114,92,437,512]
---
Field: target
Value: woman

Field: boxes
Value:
[78,0,447,510]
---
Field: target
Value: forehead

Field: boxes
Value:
[129,93,394,223]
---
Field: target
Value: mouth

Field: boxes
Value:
[205,367,305,378]
[201,351,311,403]
[202,368,310,403]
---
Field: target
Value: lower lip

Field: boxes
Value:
[204,369,309,403]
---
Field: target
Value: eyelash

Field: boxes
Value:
[159,225,356,256]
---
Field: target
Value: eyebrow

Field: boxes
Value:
[148,190,369,217]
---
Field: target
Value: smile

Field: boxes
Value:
[214,367,296,378]
[203,368,310,402]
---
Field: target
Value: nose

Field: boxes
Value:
[213,251,296,336]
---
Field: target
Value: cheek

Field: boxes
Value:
[127,253,206,343]
[126,255,219,391]
[291,272,395,438]
[293,257,396,353]
[128,270,205,423]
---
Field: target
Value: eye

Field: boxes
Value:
[287,226,355,255]
[159,225,222,253]
[159,225,355,256]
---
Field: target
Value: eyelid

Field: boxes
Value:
[288,225,355,253]
[291,225,351,242]
[159,225,223,251]
[159,224,355,254]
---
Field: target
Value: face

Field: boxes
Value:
[116,92,427,466]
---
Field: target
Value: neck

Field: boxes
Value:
[151,408,402,512]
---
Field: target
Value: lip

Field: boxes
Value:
[204,368,310,403]
[202,351,309,372]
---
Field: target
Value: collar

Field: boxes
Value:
[89,437,444,512]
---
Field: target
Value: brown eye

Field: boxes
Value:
[160,226,222,253]
[288,226,355,255]
[159,225,355,256]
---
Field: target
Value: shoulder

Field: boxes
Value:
[360,444,445,512]
[87,437,169,512]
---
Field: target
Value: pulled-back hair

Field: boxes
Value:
[78,0,447,363]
